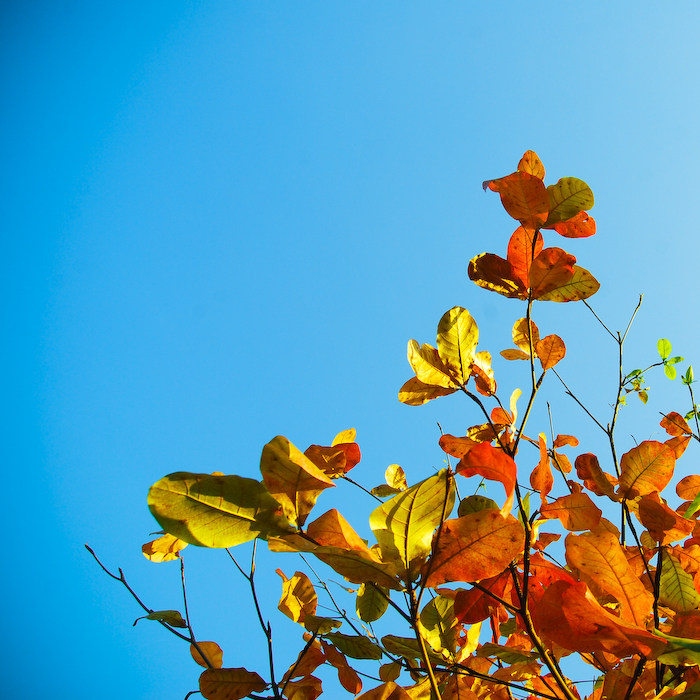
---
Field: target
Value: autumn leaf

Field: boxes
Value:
[260,436,335,527]
[355,682,413,700]
[677,475,700,500]
[436,306,479,385]
[453,570,512,624]
[536,334,566,370]
[191,642,224,670]
[488,170,550,230]
[574,453,617,500]
[418,595,460,655]
[148,472,291,548]
[142,533,188,562]
[322,641,363,695]
[407,340,457,389]
[133,610,187,628]
[544,177,595,227]
[540,493,602,532]
[530,434,553,505]
[325,632,383,660]
[535,265,600,302]
[468,253,527,300]
[370,469,455,581]
[458,494,499,516]
[283,675,323,700]
[276,570,318,624]
[552,210,596,238]
[199,668,268,700]
[553,434,579,448]
[507,227,543,289]
[332,428,356,446]
[617,440,676,500]
[455,441,517,516]
[529,248,576,298]
[658,548,700,613]
[661,411,692,436]
[385,464,407,491]
[398,377,456,406]
[517,150,545,180]
[565,529,653,627]
[423,509,524,587]
[637,492,694,544]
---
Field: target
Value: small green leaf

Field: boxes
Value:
[658,339,672,360]
[627,369,643,378]
[683,366,695,385]
[685,490,700,519]
[134,610,187,628]
[667,356,684,365]
[665,364,678,381]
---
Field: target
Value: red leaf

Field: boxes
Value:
[506,226,543,288]
[489,171,550,230]
[456,442,517,515]
[529,248,576,299]
[552,211,596,238]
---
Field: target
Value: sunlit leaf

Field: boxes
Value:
[436,306,479,385]
[303,614,342,634]
[398,377,456,406]
[191,642,224,670]
[565,530,653,626]
[530,434,553,505]
[529,247,576,298]
[637,492,694,544]
[134,610,187,628]
[282,675,323,700]
[418,595,459,655]
[370,469,455,581]
[500,348,530,361]
[261,436,335,527]
[468,253,527,300]
[407,340,457,389]
[617,441,676,500]
[540,493,602,531]
[142,533,189,562]
[507,227,543,288]
[553,434,579,448]
[511,317,540,356]
[476,642,538,664]
[457,494,499,516]
[678,475,700,501]
[666,434,691,459]
[666,364,678,380]
[471,350,496,396]
[148,472,291,548]
[574,453,617,500]
[276,569,317,624]
[199,668,268,700]
[517,150,545,180]
[535,265,600,302]
[536,334,566,370]
[355,681,413,700]
[356,582,389,622]
[324,632,383,660]
[659,549,700,613]
[454,571,512,624]
[385,464,407,491]
[545,177,594,226]
[455,442,517,515]
[304,445,348,479]
[371,485,404,498]
[378,662,402,683]
[320,640,363,695]
[488,170,550,229]
[332,428,356,446]
[553,210,596,238]
[423,509,524,587]
[658,339,672,360]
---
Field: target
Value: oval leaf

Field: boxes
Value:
[436,306,479,385]
[535,265,600,303]
[617,441,676,500]
[545,177,594,226]
[199,668,268,700]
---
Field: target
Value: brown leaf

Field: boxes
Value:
[283,675,323,700]
[191,642,224,670]
[535,334,566,370]
[199,668,268,700]
[575,453,617,500]
[468,253,527,300]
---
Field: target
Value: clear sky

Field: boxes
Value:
[4,2,700,698]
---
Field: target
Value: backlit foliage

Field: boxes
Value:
[92,152,700,700]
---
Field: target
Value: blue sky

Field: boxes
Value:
[4,2,700,698]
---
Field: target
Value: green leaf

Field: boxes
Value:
[356,583,389,623]
[545,177,595,226]
[665,364,678,381]
[457,495,499,517]
[655,630,700,666]
[369,469,455,582]
[324,632,383,660]
[148,473,291,548]
[627,369,643,378]
[684,366,695,385]
[638,391,648,404]
[667,356,684,365]
[658,549,700,613]
[658,339,672,360]
[685,490,700,519]
[418,595,459,656]
[476,642,539,664]
[133,610,187,628]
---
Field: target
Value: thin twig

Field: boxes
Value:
[180,557,214,670]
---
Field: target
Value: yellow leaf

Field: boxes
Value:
[148,472,291,548]
[517,150,545,180]
[418,595,459,655]
[512,317,540,356]
[332,428,356,446]
[378,662,402,683]
[385,464,407,491]
[398,377,456,406]
[468,253,527,300]
[142,533,188,562]
[260,436,334,527]
[545,177,595,226]
[659,549,700,613]
[276,569,317,624]
[355,681,413,700]
[199,668,268,700]
[283,675,323,700]
[436,306,479,385]
[407,340,457,389]
[191,642,224,669]
[356,582,389,622]
[535,265,600,302]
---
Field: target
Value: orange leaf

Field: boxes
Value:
[666,434,691,459]
[283,645,325,682]
[552,451,573,474]
[355,682,413,700]
[260,436,335,527]
[517,150,545,180]
[456,442,517,515]
[678,475,700,500]
[574,453,617,500]
[529,248,576,298]
[191,642,224,670]
[553,434,579,448]
[468,253,527,300]
[552,211,596,239]
[423,510,524,587]
[489,171,550,230]
[199,668,268,700]
[535,334,566,370]
[565,530,653,627]
[540,493,602,531]
[533,532,562,552]
[304,445,347,478]
[500,348,530,361]
[322,641,362,695]
[453,570,512,624]
[535,265,600,303]
[638,492,694,544]
[661,411,692,436]
[617,441,676,500]
[306,509,370,551]
[506,227,543,289]
[398,377,457,406]
[142,533,188,562]
[530,434,553,505]
[470,350,496,396]
[439,434,479,459]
